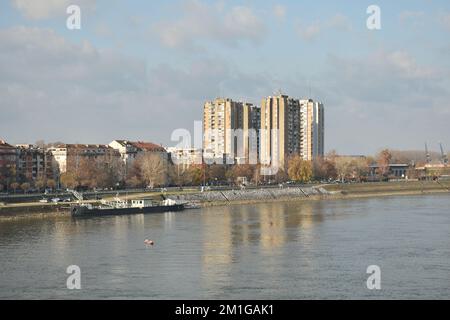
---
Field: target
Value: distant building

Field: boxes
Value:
[415,163,450,179]
[260,95,301,170]
[300,99,324,161]
[0,140,17,186]
[15,144,54,182]
[241,103,260,165]
[369,163,410,178]
[48,144,121,174]
[260,95,325,171]
[109,140,141,166]
[167,147,203,170]
[203,98,260,164]
[109,140,168,168]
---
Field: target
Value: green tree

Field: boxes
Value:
[288,156,312,183]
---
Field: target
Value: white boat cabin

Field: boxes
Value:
[131,199,154,208]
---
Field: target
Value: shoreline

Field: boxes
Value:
[0,181,448,221]
[195,188,450,208]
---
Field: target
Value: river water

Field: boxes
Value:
[0,194,449,299]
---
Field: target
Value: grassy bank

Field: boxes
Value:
[323,180,450,195]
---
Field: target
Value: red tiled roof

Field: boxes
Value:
[0,140,15,149]
[130,141,166,152]
[54,144,112,149]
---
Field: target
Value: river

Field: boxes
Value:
[0,194,449,299]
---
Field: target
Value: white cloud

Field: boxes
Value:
[319,50,450,153]
[399,10,424,23]
[273,4,286,20]
[296,22,321,41]
[438,12,450,30]
[296,13,351,41]
[11,0,95,20]
[0,25,272,145]
[152,0,266,49]
[328,13,352,31]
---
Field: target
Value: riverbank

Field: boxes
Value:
[167,180,450,207]
[0,181,448,221]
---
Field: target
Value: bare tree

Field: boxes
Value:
[185,165,203,186]
[47,179,56,190]
[35,178,46,192]
[313,157,337,180]
[136,152,168,188]
[377,149,392,177]
[335,157,350,182]
[60,172,77,189]
[21,182,31,194]
[35,140,46,149]
[10,182,19,193]
[227,165,254,185]
[207,165,226,184]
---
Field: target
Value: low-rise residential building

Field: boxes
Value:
[48,144,121,174]
[167,147,203,170]
[109,140,168,168]
[0,140,17,187]
[15,144,48,182]
[369,163,410,178]
[109,140,141,166]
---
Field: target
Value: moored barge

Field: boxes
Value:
[71,198,184,217]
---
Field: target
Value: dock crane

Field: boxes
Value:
[425,143,432,164]
[439,143,448,165]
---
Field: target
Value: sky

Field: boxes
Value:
[0,0,449,155]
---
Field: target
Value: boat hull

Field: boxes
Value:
[71,204,185,217]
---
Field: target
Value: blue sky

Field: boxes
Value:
[0,0,449,155]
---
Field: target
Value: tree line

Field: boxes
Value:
[1,149,414,193]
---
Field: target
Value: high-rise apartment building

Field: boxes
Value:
[203,98,259,164]
[300,99,324,161]
[260,95,301,170]
[241,103,260,164]
[260,95,324,171]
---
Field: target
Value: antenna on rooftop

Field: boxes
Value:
[308,81,312,99]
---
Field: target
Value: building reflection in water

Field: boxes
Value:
[199,201,328,290]
[164,212,175,230]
